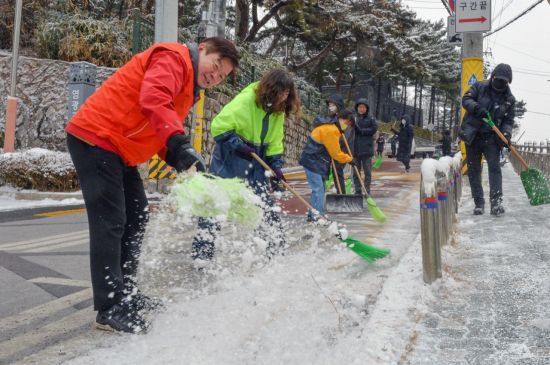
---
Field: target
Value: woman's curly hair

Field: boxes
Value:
[255,69,301,116]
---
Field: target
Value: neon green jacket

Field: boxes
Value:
[210,82,285,183]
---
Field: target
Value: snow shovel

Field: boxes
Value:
[325,159,364,213]
[483,113,550,206]
[250,152,390,263]
[341,134,386,223]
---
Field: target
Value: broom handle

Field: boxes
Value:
[331,159,344,194]
[341,134,370,197]
[250,152,315,212]
[490,125,529,170]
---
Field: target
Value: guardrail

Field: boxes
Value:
[510,142,550,179]
[419,153,463,284]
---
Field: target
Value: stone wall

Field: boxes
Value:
[0,53,311,166]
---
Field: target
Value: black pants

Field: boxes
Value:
[465,134,502,207]
[67,134,149,311]
[192,184,285,260]
[352,156,372,194]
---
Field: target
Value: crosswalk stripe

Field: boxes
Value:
[16,238,89,253]
[0,230,88,250]
[0,306,94,361]
[29,277,91,288]
[0,289,92,333]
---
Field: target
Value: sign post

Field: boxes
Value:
[455,0,491,33]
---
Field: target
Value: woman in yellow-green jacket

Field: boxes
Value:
[193,69,301,261]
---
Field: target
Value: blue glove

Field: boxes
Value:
[237,144,255,156]
[272,167,286,182]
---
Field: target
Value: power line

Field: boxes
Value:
[526,110,550,117]
[494,42,550,65]
[439,0,452,15]
[484,0,545,37]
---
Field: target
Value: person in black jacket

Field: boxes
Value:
[459,63,515,216]
[333,109,355,194]
[440,130,452,156]
[353,98,378,195]
[391,115,414,172]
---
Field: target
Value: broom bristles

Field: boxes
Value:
[343,236,390,263]
[373,156,382,169]
[366,196,386,223]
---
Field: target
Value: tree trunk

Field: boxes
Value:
[375,77,383,119]
[418,81,424,127]
[442,92,448,130]
[412,79,418,126]
[401,79,407,116]
[235,0,250,41]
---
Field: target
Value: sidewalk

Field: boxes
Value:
[406,163,550,365]
[10,158,425,365]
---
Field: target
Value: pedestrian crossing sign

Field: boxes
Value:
[467,74,478,86]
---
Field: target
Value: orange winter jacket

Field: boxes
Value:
[65,43,199,166]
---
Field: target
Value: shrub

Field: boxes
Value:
[34,13,132,67]
[0,148,79,191]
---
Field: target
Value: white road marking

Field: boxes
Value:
[0,230,88,251]
[29,277,91,288]
[0,288,92,333]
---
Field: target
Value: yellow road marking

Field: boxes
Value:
[34,208,86,217]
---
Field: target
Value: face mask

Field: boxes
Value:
[328,105,337,113]
[401,119,406,125]
[492,78,508,92]
[339,120,348,130]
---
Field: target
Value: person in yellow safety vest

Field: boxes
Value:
[299,95,354,221]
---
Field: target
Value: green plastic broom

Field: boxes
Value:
[340,135,386,223]
[251,153,390,263]
[483,113,550,206]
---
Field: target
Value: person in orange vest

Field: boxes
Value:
[65,37,239,333]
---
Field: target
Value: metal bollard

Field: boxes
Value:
[67,61,97,120]
[436,171,449,247]
[420,177,442,284]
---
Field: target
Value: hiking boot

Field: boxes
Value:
[490,203,505,216]
[473,205,484,215]
[95,303,148,334]
[128,292,164,312]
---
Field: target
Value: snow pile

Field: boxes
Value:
[60,182,425,365]
[421,156,460,196]
[0,186,84,212]
[170,173,264,228]
[0,148,78,191]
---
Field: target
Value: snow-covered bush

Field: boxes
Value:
[34,13,132,67]
[0,149,78,191]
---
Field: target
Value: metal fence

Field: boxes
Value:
[510,141,550,179]
[419,155,463,284]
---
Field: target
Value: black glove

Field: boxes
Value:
[502,132,512,148]
[475,105,489,118]
[166,134,206,172]
[349,159,359,167]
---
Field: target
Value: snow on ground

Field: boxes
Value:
[63,183,426,364]
[0,186,84,212]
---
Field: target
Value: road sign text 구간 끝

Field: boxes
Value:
[454,0,492,33]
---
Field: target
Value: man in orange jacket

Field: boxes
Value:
[65,37,239,333]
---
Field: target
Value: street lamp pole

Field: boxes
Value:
[3,0,23,152]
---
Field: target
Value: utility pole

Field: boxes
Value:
[154,0,178,43]
[3,0,22,153]
[459,33,484,173]
[191,0,227,152]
